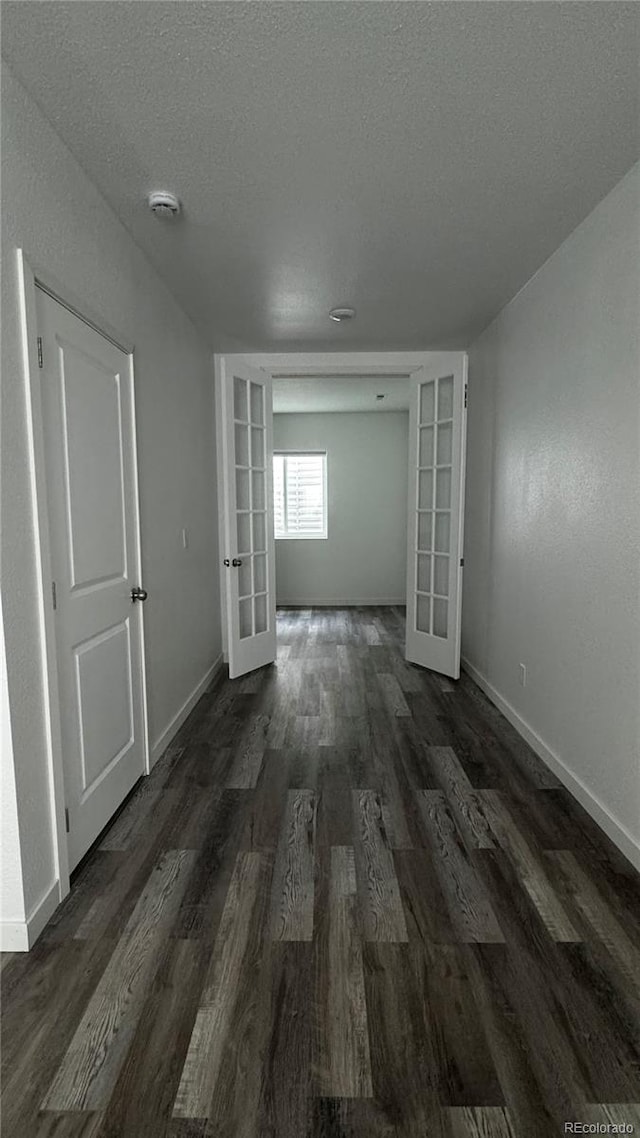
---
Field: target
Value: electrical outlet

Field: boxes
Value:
[182,528,189,550]
[519,663,526,687]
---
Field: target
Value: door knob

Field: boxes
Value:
[131,586,148,603]
[232,558,242,567]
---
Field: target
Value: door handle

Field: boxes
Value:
[131,586,148,603]
[223,558,243,567]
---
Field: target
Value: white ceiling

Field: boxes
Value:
[2,2,639,353]
[273,374,410,414]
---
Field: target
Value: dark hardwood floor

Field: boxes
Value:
[2,607,640,1137]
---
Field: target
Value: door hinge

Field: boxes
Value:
[37,337,43,369]
[464,384,468,408]
[460,558,465,567]
[52,581,57,610]
[64,807,70,833]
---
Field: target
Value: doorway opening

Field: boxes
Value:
[215,352,468,683]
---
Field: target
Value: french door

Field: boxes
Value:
[220,357,277,679]
[405,354,467,679]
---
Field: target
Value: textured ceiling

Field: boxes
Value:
[273,374,410,413]
[2,2,639,352]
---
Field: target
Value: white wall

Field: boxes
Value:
[1,66,221,940]
[0,604,26,937]
[273,412,409,605]
[463,163,640,868]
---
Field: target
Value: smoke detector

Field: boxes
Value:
[329,307,356,323]
[148,191,181,218]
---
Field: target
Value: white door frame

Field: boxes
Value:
[214,351,467,658]
[16,249,150,906]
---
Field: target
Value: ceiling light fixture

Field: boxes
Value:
[329,307,356,323]
[147,190,181,218]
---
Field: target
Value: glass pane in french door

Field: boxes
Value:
[250,381,264,426]
[254,593,267,634]
[234,375,248,422]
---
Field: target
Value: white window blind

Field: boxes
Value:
[273,452,327,539]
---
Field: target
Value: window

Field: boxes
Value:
[273,451,327,539]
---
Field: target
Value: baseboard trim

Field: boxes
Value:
[276,598,406,607]
[0,921,29,951]
[1,878,60,951]
[150,654,224,768]
[462,657,640,872]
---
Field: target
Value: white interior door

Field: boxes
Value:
[405,353,468,679]
[37,288,146,869]
[221,357,276,679]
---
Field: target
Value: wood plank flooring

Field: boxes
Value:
[2,607,640,1137]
